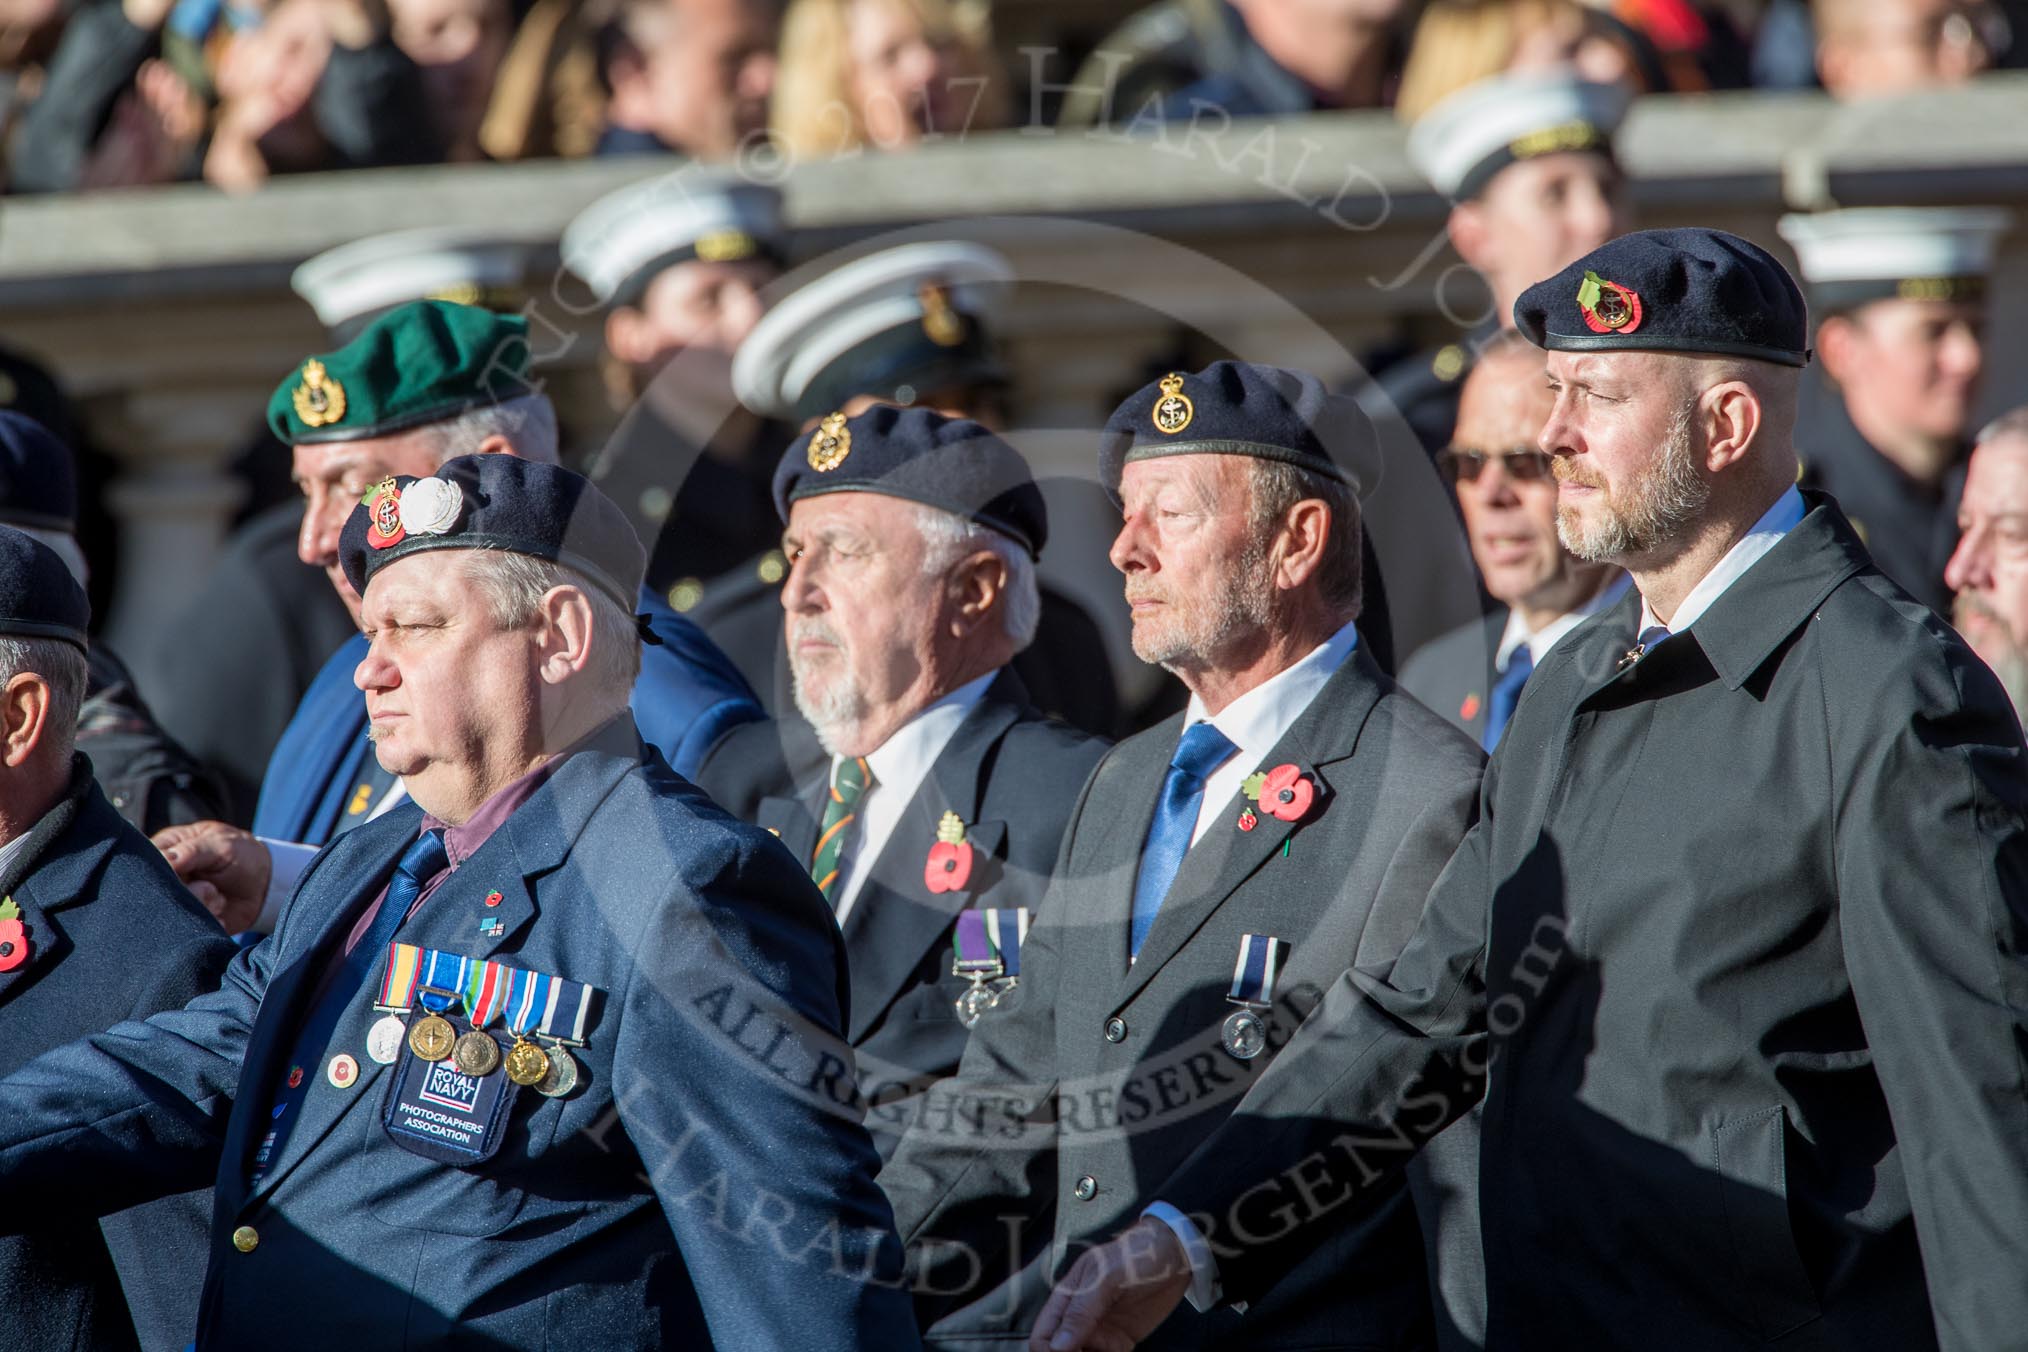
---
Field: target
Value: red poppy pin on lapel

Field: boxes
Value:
[0,895,28,972]
[925,812,975,894]
[1239,764,1318,829]
[1460,692,1482,722]
[1576,270,1642,334]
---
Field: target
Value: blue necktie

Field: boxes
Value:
[1482,647,1535,753]
[251,828,448,1182]
[1129,722,1237,958]
[1638,624,1671,652]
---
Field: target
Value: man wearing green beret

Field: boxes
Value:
[154,299,763,936]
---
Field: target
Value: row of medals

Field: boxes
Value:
[367,1007,578,1097]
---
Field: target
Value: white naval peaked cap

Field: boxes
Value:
[1408,69,1632,200]
[292,228,532,337]
[1776,206,2013,308]
[731,240,1015,422]
[561,171,785,309]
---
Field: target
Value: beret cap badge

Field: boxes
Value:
[363,478,406,550]
[807,411,852,472]
[1151,372,1194,435]
[918,283,968,348]
[398,476,465,537]
[292,359,348,429]
[1576,270,1642,334]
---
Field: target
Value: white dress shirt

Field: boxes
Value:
[1638,486,1806,637]
[830,671,997,926]
[1493,572,1632,673]
[1179,621,1362,848]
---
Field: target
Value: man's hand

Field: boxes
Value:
[153,821,272,935]
[1029,1216,1193,1352]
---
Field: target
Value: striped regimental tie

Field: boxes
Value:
[811,756,873,907]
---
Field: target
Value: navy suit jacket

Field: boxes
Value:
[252,587,762,843]
[0,721,921,1351]
[0,765,234,1352]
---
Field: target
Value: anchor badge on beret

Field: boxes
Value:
[1151,372,1194,435]
[293,359,348,428]
[807,412,852,472]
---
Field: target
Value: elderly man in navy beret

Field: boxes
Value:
[693,405,1110,1160]
[1039,228,2028,1352]
[0,526,235,1352]
[0,455,921,1350]
[877,362,1483,1349]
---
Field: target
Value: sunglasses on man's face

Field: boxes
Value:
[1438,447,1557,485]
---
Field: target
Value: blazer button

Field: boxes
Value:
[1103,1017,1127,1043]
[1073,1175,1097,1201]
[231,1226,259,1254]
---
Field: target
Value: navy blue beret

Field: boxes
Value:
[1099,361,1378,501]
[0,525,88,649]
[1514,227,1810,367]
[0,410,76,533]
[771,404,1048,559]
[340,454,646,610]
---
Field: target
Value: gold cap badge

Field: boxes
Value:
[918,283,967,348]
[807,412,852,472]
[696,229,758,264]
[1152,372,1194,435]
[293,359,347,428]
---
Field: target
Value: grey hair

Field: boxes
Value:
[459,551,640,710]
[1977,406,2028,449]
[429,394,560,466]
[908,502,1040,651]
[1245,460,1363,617]
[0,636,85,762]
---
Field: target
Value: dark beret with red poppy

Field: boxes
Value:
[1514,227,1810,368]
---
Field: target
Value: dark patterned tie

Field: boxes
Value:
[810,757,873,907]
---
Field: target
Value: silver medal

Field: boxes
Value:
[535,1044,579,1098]
[955,982,997,1028]
[366,1014,406,1065]
[1221,1008,1267,1060]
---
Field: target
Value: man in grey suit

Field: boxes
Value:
[1040,230,2028,1352]
[1399,335,1625,750]
[879,361,1484,1350]
[693,404,1110,1154]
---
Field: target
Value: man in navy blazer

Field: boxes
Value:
[0,458,918,1350]
[0,526,236,1351]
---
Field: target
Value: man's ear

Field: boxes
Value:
[1448,200,1493,274]
[0,671,51,769]
[1701,381,1763,473]
[605,305,655,369]
[947,549,1007,639]
[1814,314,1857,388]
[535,586,597,686]
[1275,499,1332,592]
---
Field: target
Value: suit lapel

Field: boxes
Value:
[838,697,1021,1044]
[1112,650,1386,1012]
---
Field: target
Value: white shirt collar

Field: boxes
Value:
[1637,486,1806,638]
[1179,621,1360,850]
[1494,572,1633,672]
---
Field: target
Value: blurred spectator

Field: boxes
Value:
[1782,205,2011,612]
[385,0,513,161]
[562,172,789,586]
[1813,0,2004,96]
[1399,333,1627,750]
[1947,407,2028,719]
[1364,69,1630,456]
[10,0,439,193]
[596,0,778,157]
[770,0,1004,157]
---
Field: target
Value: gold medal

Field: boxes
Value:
[408,1013,456,1062]
[453,1030,501,1077]
[534,1044,578,1098]
[504,1038,550,1087]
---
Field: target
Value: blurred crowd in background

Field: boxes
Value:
[0,0,2016,194]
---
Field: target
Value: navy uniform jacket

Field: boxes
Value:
[1797,376,1962,614]
[1397,609,1506,744]
[880,647,1483,1349]
[692,672,1111,1153]
[1156,496,2028,1352]
[252,585,761,843]
[0,719,922,1351]
[0,760,234,1352]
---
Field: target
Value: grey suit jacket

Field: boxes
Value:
[1397,609,1505,743]
[880,643,1484,1349]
